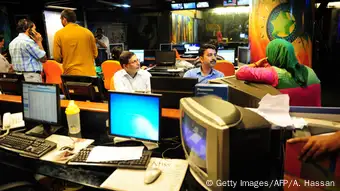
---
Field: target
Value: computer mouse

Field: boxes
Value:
[59,145,74,151]
[144,168,162,184]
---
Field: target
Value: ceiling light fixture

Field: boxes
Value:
[46,5,77,10]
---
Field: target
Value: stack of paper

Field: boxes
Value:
[86,146,144,162]
[100,157,189,191]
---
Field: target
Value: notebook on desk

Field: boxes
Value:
[100,157,189,191]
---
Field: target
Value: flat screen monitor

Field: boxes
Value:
[171,3,184,10]
[129,49,144,63]
[159,43,172,51]
[196,2,209,8]
[109,91,161,142]
[184,44,200,55]
[0,73,25,95]
[237,0,249,5]
[61,75,106,102]
[22,82,61,137]
[172,44,185,55]
[223,0,237,6]
[155,51,176,66]
[183,2,196,9]
[180,95,271,190]
[151,77,197,108]
[218,49,235,63]
[238,46,250,64]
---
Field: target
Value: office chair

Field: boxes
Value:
[214,60,235,76]
[43,60,63,88]
[101,60,122,90]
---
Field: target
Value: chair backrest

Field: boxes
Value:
[101,60,122,90]
[279,83,321,106]
[43,60,63,86]
[214,60,235,76]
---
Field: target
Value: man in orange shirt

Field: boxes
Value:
[53,9,98,76]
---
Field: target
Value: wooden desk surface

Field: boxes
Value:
[0,94,180,119]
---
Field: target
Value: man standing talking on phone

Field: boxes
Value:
[9,19,46,82]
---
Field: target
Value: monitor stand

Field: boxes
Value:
[113,137,159,150]
[25,124,62,138]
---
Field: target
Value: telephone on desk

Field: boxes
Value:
[1,112,25,131]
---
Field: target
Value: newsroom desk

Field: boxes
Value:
[0,94,206,190]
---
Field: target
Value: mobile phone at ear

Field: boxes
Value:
[28,28,35,39]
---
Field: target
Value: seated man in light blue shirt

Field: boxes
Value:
[113,51,151,92]
[183,44,224,84]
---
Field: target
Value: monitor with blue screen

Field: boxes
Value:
[109,91,161,142]
[183,2,196,9]
[218,49,235,63]
[129,49,144,63]
[184,43,200,54]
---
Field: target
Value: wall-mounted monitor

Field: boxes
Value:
[171,3,184,10]
[183,2,196,9]
[223,0,237,6]
[184,44,200,55]
[237,0,249,6]
[196,2,209,8]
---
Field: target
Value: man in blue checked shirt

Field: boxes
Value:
[9,19,47,82]
[183,44,224,84]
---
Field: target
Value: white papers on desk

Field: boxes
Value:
[247,94,307,128]
[100,157,189,191]
[86,146,144,162]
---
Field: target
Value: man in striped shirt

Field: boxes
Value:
[9,19,46,82]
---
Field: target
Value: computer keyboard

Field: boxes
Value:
[0,133,57,158]
[68,147,152,169]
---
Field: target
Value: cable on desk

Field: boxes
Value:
[0,129,9,138]
[162,143,182,158]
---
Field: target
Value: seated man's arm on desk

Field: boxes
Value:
[287,131,340,161]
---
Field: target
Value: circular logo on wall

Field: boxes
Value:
[266,3,298,42]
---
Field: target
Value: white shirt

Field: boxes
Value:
[0,54,10,73]
[113,69,152,92]
[96,35,110,56]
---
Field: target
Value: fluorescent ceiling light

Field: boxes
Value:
[97,0,130,8]
[46,5,77,10]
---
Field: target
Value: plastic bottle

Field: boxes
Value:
[65,100,81,135]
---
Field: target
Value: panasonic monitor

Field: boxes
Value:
[129,49,144,64]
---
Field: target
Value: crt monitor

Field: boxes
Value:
[238,46,250,64]
[22,82,61,137]
[109,91,161,143]
[0,72,25,95]
[129,49,144,64]
[180,95,271,190]
[155,51,176,66]
[151,77,197,108]
[184,44,200,55]
[218,49,235,63]
[61,75,106,102]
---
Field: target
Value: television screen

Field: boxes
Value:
[171,3,184,10]
[183,2,196,9]
[237,0,249,5]
[223,0,236,6]
[196,2,209,8]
